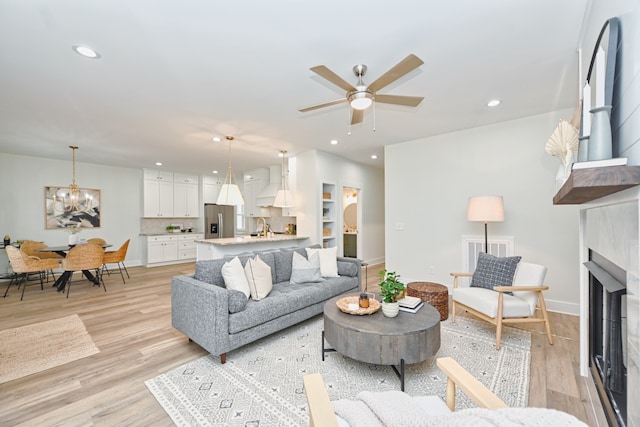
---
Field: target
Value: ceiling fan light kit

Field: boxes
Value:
[299,53,425,126]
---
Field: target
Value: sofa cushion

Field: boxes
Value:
[306,246,338,277]
[337,261,358,277]
[274,248,306,283]
[290,251,323,284]
[222,257,250,298]
[470,252,521,293]
[228,289,249,313]
[194,259,228,287]
[228,276,358,334]
[245,255,273,301]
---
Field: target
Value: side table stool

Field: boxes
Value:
[407,282,449,321]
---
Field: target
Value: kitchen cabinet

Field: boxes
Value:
[203,175,223,204]
[321,182,336,248]
[145,235,178,265]
[143,179,174,218]
[174,174,200,217]
[243,168,269,217]
[143,233,203,266]
[178,233,203,260]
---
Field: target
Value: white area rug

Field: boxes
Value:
[146,315,530,426]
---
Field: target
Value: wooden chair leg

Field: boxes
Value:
[496,292,504,350]
[537,291,554,345]
[220,353,227,364]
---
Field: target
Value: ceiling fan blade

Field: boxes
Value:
[298,98,347,112]
[367,54,424,93]
[351,109,364,125]
[375,94,424,107]
[310,65,356,92]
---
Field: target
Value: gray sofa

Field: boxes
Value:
[171,246,361,363]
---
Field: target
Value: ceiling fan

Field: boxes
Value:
[299,54,424,125]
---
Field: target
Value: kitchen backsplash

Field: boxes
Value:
[140,218,200,235]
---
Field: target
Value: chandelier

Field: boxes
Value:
[67,145,80,211]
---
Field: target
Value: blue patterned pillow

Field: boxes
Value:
[470,252,521,293]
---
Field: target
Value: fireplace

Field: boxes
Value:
[586,250,627,427]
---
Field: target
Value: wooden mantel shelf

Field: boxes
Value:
[553,165,640,205]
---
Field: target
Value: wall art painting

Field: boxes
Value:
[45,186,101,230]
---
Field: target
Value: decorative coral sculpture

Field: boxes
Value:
[545,119,579,179]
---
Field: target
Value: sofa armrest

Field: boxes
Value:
[171,274,230,356]
[336,256,362,287]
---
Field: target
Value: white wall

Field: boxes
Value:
[295,150,385,265]
[385,109,581,314]
[0,153,142,269]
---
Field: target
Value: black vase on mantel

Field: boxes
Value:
[587,106,613,161]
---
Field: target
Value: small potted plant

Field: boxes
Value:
[378,270,405,318]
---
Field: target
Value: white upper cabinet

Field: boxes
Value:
[243,168,269,217]
[203,175,223,204]
[143,169,201,218]
[143,170,174,217]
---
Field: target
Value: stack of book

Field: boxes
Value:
[398,295,424,313]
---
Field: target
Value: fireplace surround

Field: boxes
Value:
[579,188,639,427]
[586,250,627,426]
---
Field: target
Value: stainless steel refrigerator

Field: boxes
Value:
[204,204,235,239]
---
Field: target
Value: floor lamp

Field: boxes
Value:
[467,196,504,253]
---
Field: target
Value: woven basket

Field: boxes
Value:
[407,282,449,320]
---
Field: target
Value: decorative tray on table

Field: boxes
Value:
[336,294,380,315]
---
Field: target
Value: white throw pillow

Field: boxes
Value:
[245,255,273,300]
[290,251,323,284]
[221,256,250,299]
[306,246,339,277]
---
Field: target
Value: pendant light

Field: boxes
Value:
[67,145,80,211]
[216,136,245,206]
[273,150,294,208]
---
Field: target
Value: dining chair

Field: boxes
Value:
[20,240,61,281]
[87,238,107,246]
[101,239,130,283]
[62,243,107,298]
[4,246,60,300]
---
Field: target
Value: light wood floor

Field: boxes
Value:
[0,263,607,426]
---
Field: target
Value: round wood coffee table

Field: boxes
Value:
[323,294,441,391]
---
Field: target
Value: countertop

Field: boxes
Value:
[196,235,307,246]
[139,232,203,236]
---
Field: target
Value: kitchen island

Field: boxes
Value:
[196,235,311,260]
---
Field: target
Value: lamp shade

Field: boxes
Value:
[467,196,504,222]
[273,189,294,208]
[216,183,245,206]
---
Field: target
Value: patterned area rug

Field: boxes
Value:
[0,314,99,384]
[146,315,530,426]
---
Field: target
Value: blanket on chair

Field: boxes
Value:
[332,391,587,427]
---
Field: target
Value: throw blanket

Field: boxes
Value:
[332,391,588,427]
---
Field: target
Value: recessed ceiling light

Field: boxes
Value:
[487,99,501,107]
[212,170,218,174]
[330,139,338,145]
[155,162,163,166]
[371,154,378,160]
[212,136,221,142]
[72,45,101,59]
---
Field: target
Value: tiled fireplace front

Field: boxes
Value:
[580,189,640,427]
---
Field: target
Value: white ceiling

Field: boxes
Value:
[0,0,588,176]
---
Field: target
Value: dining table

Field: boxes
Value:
[36,244,112,292]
